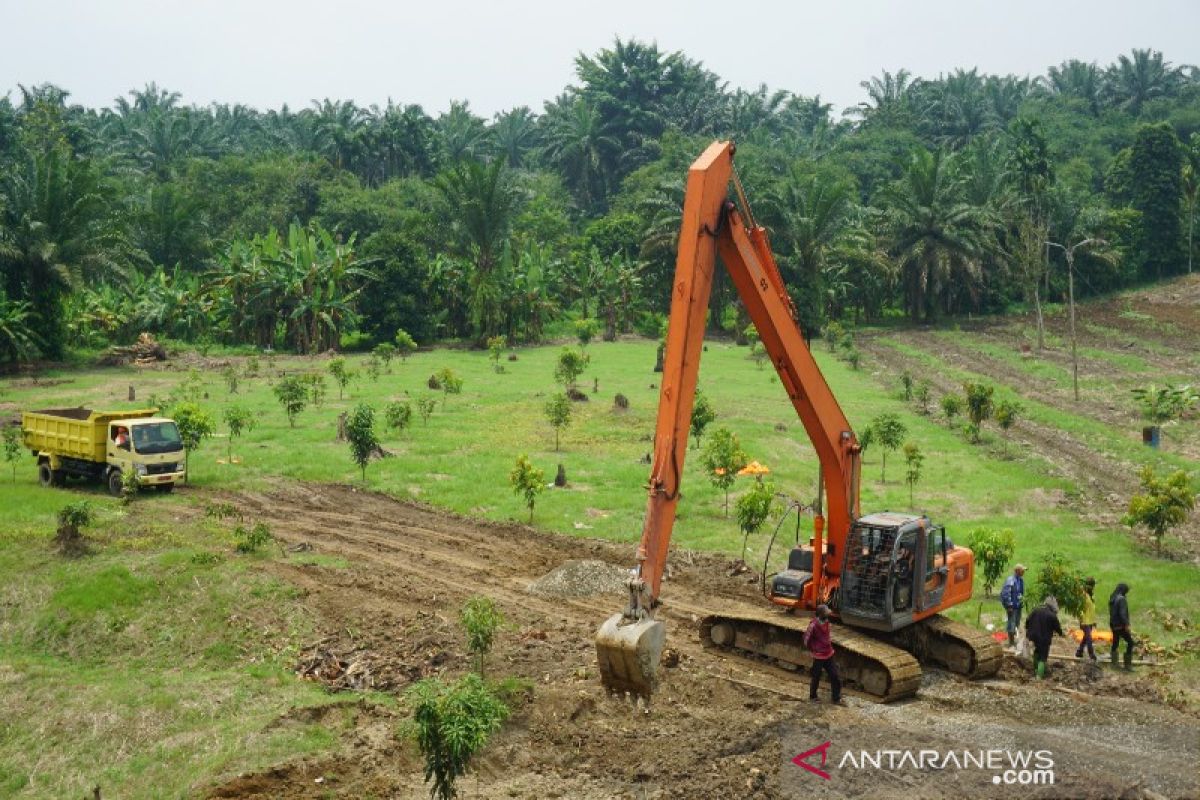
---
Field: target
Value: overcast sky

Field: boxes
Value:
[2,0,1198,117]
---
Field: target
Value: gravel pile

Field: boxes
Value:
[527,559,630,598]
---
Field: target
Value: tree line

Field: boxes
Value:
[1,42,1198,365]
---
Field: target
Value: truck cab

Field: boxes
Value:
[105,418,186,493]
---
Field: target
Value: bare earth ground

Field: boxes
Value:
[860,275,1200,561]
[202,482,1197,800]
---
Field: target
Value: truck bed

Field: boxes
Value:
[22,408,158,463]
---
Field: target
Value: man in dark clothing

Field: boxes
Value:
[1109,582,1134,670]
[1025,596,1064,679]
[804,604,844,704]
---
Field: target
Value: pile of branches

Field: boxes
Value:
[101,332,168,366]
[296,640,376,691]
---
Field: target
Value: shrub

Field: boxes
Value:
[575,318,599,350]
[543,393,572,451]
[346,403,380,480]
[868,413,907,483]
[487,335,507,373]
[374,342,397,371]
[274,376,309,426]
[903,442,923,507]
[172,402,216,479]
[121,467,140,504]
[1123,465,1196,554]
[1131,383,1199,425]
[223,405,256,463]
[843,347,862,370]
[823,321,845,353]
[234,522,273,554]
[962,382,995,441]
[408,673,510,800]
[394,329,418,361]
[899,371,914,401]
[3,425,21,482]
[1031,550,1087,618]
[994,399,1022,455]
[304,372,328,408]
[417,396,438,426]
[914,380,932,415]
[701,428,748,516]
[966,527,1016,597]
[365,356,382,382]
[553,348,589,390]
[940,394,963,426]
[221,365,239,395]
[329,357,355,399]
[461,596,504,675]
[386,400,413,433]
[735,479,776,562]
[436,368,463,407]
[510,455,545,522]
[690,389,716,449]
[56,501,94,556]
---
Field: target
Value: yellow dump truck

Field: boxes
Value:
[22,408,186,496]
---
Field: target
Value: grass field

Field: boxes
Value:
[1,331,1197,796]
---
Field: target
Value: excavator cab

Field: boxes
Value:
[838,513,948,631]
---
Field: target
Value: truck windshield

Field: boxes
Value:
[131,422,183,454]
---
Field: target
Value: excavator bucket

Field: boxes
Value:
[595,614,665,698]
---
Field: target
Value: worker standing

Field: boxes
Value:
[804,604,844,705]
[1000,564,1026,648]
[1109,582,1134,670]
[1025,596,1064,679]
[1075,577,1098,661]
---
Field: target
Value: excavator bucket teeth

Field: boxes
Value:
[595,614,665,698]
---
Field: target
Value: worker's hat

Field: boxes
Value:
[1014,564,1026,572]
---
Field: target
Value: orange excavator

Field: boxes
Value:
[595,141,1001,701]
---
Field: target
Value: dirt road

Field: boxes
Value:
[202,482,1196,799]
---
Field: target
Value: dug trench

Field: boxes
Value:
[205,481,1197,799]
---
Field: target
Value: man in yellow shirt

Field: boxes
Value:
[1075,576,1097,661]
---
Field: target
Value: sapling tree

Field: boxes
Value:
[543,393,572,451]
[963,382,995,443]
[914,380,932,415]
[994,399,1023,456]
[510,454,545,522]
[374,342,397,372]
[274,375,308,426]
[1123,465,1196,554]
[903,442,923,506]
[417,395,438,426]
[305,373,328,408]
[967,527,1016,596]
[222,405,256,463]
[701,427,748,516]
[575,318,598,350]
[346,403,379,481]
[941,394,963,426]
[172,402,216,480]
[460,595,504,675]
[328,357,355,399]
[365,356,382,383]
[436,367,463,408]
[1032,550,1087,618]
[690,389,716,449]
[386,400,413,434]
[900,370,914,401]
[553,348,589,391]
[3,425,21,482]
[869,413,907,482]
[735,479,776,563]
[55,501,94,556]
[487,335,507,373]
[395,329,418,362]
[221,365,239,395]
[408,673,510,800]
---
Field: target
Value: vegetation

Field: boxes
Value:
[690,389,716,448]
[1123,466,1196,554]
[55,500,94,555]
[172,402,216,478]
[967,527,1016,596]
[328,357,354,399]
[222,405,256,463]
[409,673,510,800]
[386,399,414,433]
[735,478,776,562]
[345,403,380,480]
[903,442,924,506]
[543,392,572,451]
[1131,383,1198,425]
[509,454,545,522]
[1031,550,1087,618]
[436,367,463,408]
[869,412,908,482]
[3,425,21,481]
[460,595,505,675]
[234,521,274,554]
[553,348,589,391]
[487,335,507,373]
[701,428,748,516]
[273,375,308,426]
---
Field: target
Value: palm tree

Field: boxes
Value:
[1041,60,1103,115]
[879,148,990,321]
[490,106,539,168]
[1105,49,1183,115]
[436,101,490,165]
[848,69,916,127]
[540,95,619,212]
[0,291,40,365]
[1183,134,1200,274]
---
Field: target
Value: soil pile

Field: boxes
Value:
[526,559,630,598]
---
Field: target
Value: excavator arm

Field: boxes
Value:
[596,141,862,697]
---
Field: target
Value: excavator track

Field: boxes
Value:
[878,614,1004,680]
[698,607,923,702]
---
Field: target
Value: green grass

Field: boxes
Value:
[1,337,1198,795]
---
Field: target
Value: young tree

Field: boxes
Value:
[962,382,994,443]
[365,356,382,383]
[460,596,504,675]
[966,527,1016,597]
[274,375,308,427]
[55,501,95,556]
[575,318,599,350]
[408,673,510,800]
[222,405,256,463]
[172,402,216,480]
[374,342,397,372]
[346,403,380,481]
[1123,466,1196,554]
[543,393,572,451]
[899,371,914,401]
[487,335,507,373]
[735,479,776,563]
[510,454,545,522]
[870,413,907,482]
[914,380,932,415]
[553,347,589,391]
[1032,551,1087,618]
[3,426,22,482]
[690,389,716,449]
[305,373,328,408]
[436,367,463,408]
[221,365,239,395]
[386,400,413,434]
[994,399,1023,456]
[903,442,923,506]
[940,394,963,426]
[701,428,748,516]
[417,395,438,426]
[328,357,355,399]
[394,329,418,362]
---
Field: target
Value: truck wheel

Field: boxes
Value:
[155,483,174,494]
[107,470,124,497]
[38,463,54,487]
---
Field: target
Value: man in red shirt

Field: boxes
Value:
[804,604,844,704]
